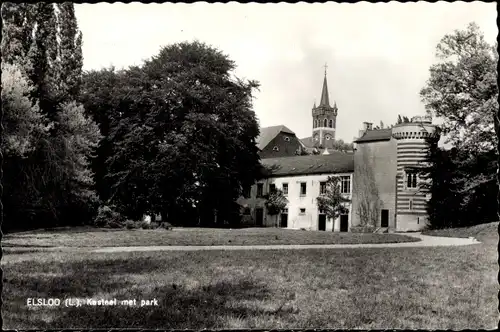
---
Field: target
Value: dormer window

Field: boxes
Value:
[273,146,279,151]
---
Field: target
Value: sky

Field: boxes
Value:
[75,1,497,144]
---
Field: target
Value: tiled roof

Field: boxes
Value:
[355,128,393,143]
[261,152,354,177]
[256,125,295,150]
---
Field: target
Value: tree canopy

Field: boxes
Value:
[82,41,262,226]
[1,3,101,230]
[419,22,498,228]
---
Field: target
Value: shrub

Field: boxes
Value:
[149,222,160,229]
[125,220,139,229]
[159,222,173,230]
[140,221,154,229]
[94,205,125,227]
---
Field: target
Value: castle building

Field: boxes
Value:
[351,117,439,231]
[237,153,354,231]
[239,70,439,232]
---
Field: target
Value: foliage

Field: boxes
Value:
[93,205,125,228]
[1,3,101,230]
[373,114,410,130]
[1,63,49,157]
[420,22,497,154]
[419,138,497,229]
[419,22,498,228]
[264,189,288,215]
[330,139,354,151]
[82,41,262,226]
[396,114,411,124]
[316,176,351,221]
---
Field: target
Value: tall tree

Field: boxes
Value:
[57,2,83,101]
[1,2,101,230]
[84,41,262,225]
[420,22,498,227]
[420,22,498,153]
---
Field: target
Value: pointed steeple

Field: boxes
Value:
[313,100,316,109]
[319,64,330,107]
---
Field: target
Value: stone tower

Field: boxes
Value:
[391,116,440,230]
[312,68,338,147]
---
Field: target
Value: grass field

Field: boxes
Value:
[2,223,497,329]
[3,227,419,247]
[422,221,499,239]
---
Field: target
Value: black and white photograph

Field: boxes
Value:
[1,1,498,329]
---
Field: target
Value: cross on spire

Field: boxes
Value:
[323,63,328,76]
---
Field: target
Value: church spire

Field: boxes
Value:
[319,63,330,107]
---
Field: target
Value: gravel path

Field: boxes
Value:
[91,233,480,253]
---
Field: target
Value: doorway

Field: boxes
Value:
[318,214,326,231]
[381,209,389,228]
[280,212,288,228]
[340,214,349,232]
[255,208,264,227]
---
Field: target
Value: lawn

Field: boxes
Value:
[2,227,419,248]
[421,221,498,239]
[2,225,497,329]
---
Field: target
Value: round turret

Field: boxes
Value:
[392,116,439,231]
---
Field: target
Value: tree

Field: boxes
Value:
[316,176,351,223]
[396,114,411,125]
[1,63,48,158]
[419,23,498,227]
[1,3,101,230]
[417,139,461,229]
[330,139,354,151]
[420,22,497,154]
[84,41,262,226]
[264,189,288,215]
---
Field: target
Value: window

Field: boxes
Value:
[243,207,251,215]
[273,146,279,151]
[325,135,331,140]
[282,183,288,195]
[269,183,276,193]
[284,136,290,141]
[409,199,413,211]
[406,171,418,189]
[257,183,264,197]
[340,176,351,194]
[320,181,327,195]
[299,208,306,214]
[323,118,327,127]
[329,119,333,128]
[300,182,307,196]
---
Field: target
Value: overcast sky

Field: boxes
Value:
[75,1,497,143]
